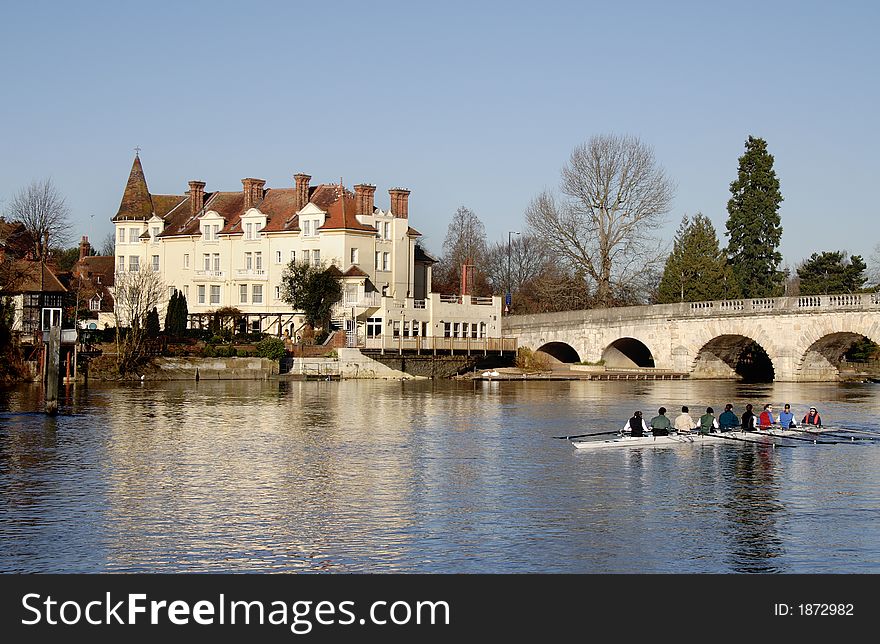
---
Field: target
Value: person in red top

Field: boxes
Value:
[758,403,776,429]
[802,406,822,427]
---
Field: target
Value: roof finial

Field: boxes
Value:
[134,146,141,157]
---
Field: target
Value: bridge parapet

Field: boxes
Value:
[507,292,880,326]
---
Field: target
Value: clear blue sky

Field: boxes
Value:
[1,0,877,268]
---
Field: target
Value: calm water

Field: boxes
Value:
[1,378,879,573]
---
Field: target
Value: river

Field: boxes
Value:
[1,378,879,573]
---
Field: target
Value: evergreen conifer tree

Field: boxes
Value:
[724,136,784,298]
[657,214,739,303]
[797,251,867,295]
[176,292,188,335]
[164,290,178,333]
[146,307,161,338]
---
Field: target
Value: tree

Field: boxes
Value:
[99,231,116,256]
[113,268,165,375]
[796,251,867,295]
[484,234,550,305]
[145,307,161,338]
[525,134,675,308]
[724,136,784,298]
[164,290,179,334]
[433,206,489,295]
[869,243,880,287]
[280,262,342,332]
[50,245,82,272]
[8,179,71,262]
[656,214,739,303]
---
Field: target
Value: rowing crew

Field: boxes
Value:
[623,404,823,438]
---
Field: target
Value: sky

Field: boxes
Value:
[1,0,878,270]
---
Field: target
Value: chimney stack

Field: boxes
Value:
[294,173,311,211]
[242,178,266,210]
[189,180,206,217]
[79,235,91,260]
[388,188,410,218]
[354,183,376,216]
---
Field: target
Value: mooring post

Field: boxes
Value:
[46,325,61,415]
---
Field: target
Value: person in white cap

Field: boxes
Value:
[802,406,822,427]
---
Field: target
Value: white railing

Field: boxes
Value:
[236,269,268,280]
[413,299,426,309]
[439,294,462,304]
[341,292,382,308]
[470,296,494,306]
[194,270,224,281]
[362,335,517,352]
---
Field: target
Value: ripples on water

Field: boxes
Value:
[1,379,879,573]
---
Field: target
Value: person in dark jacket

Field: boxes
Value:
[741,404,757,431]
[624,411,649,437]
[718,404,738,432]
[650,407,671,436]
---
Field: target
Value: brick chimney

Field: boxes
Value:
[79,235,91,260]
[242,178,266,210]
[189,180,206,217]
[388,188,410,218]
[294,173,311,211]
[354,183,376,216]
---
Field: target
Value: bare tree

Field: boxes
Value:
[9,179,71,261]
[526,135,675,308]
[870,243,880,287]
[113,268,165,375]
[484,233,550,299]
[100,231,116,256]
[434,206,490,294]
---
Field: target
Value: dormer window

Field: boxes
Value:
[203,224,219,242]
[303,220,311,237]
[151,226,160,242]
[89,296,101,312]
[245,222,254,240]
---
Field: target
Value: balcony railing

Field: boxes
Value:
[194,270,225,281]
[362,335,517,353]
[236,269,268,280]
[341,292,383,308]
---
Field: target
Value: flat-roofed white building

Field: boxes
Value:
[111,154,503,348]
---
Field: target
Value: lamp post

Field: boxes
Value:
[507,231,520,314]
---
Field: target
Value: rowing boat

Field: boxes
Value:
[569,427,818,450]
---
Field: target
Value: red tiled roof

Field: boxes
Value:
[113,156,153,221]
[2,260,67,293]
[258,189,301,233]
[343,265,369,277]
[74,256,115,287]
[319,190,376,233]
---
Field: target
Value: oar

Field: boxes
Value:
[787,427,880,441]
[553,430,622,440]
[708,431,796,448]
[743,430,854,445]
[818,426,880,437]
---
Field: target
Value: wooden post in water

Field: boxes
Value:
[46,326,61,416]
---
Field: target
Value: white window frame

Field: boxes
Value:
[276,250,282,264]
[240,284,248,304]
[152,255,160,272]
[198,285,206,304]
[184,253,190,269]
[210,285,221,305]
[252,284,263,304]
[118,228,125,244]
[129,256,140,272]
[383,252,390,271]
[350,248,358,264]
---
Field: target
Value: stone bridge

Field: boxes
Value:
[502,293,880,381]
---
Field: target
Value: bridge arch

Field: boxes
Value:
[692,334,775,382]
[796,328,880,380]
[536,341,581,363]
[601,337,656,368]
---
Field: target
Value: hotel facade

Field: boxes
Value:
[111,155,503,348]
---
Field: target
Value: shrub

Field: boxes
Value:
[516,347,551,372]
[255,337,287,361]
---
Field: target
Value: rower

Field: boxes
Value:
[623,411,650,437]
[674,406,697,433]
[718,404,738,433]
[777,403,796,429]
[802,406,822,428]
[698,407,719,434]
[649,407,671,437]
[758,403,776,429]
[741,404,757,431]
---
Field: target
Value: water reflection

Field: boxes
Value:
[1,378,879,573]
